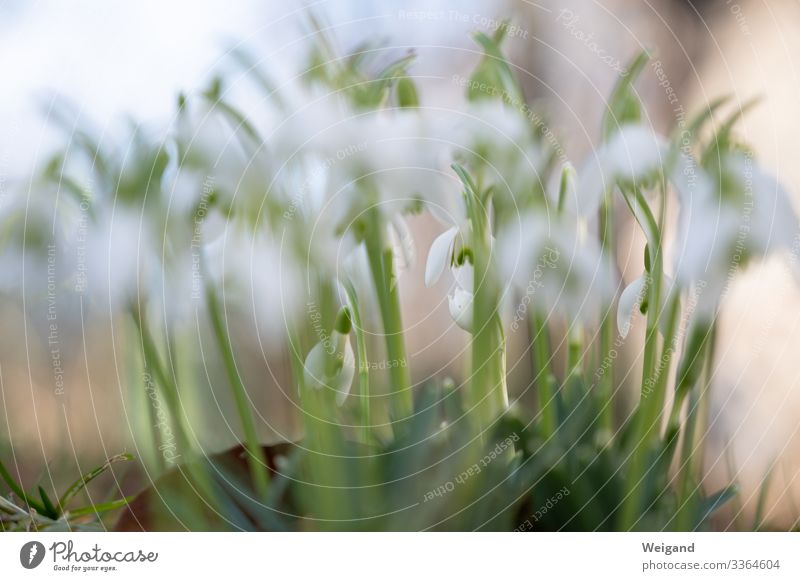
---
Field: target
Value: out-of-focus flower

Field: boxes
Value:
[673,151,799,319]
[204,224,304,346]
[497,210,614,323]
[453,101,549,217]
[616,273,676,339]
[574,123,668,217]
[81,207,152,314]
[302,308,355,405]
[276,91,452,221]
[161,92,271,218]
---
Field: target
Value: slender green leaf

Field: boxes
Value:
[58,454,134,510]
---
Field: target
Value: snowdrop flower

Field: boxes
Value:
[81,208,153,314]
[282,106,452,221]
[161,93,271,218]
[574,123,668,217]
[616,273,677,339]
[204,225,304,346]
[454,101,549,213]
[425,217,475,332]
[497,210,614,323]
[673,151,799,318]
[303,307,356,405]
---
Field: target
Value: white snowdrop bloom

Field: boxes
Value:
[278,156,355,273]
[673,151,799,318]
[272,82,355,161]
[454,101,548,208]
[204,225,304,346]
[286,108,452,221]
[357,110,455,212]
[498,210,614,323]
[148,223,206,325]
[162,94,271,217]
[425,216,476,332]
[81,208,153,314]
[574,123,668,217]
[616,273,677,339]
[303,330,356,405]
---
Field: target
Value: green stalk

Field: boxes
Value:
[467,193,507,433]
[344,280,371,445]
[597,194,615,433]
[673,325,717,530]
[530,311,555,434]
[125,319,164,472]
[623,187,664,396]
[205,285,270,500]
[363,207,413,431]
[131,310,191,454]
[566,325,584,379]
[619,186,668,529]
[668,322,714,432]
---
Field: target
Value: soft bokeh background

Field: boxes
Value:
[2,0,799,529]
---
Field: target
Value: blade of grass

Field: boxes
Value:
[57,453,134,511]
[0,458,46,514]
[68,496,135,519]
[205,284,270,500]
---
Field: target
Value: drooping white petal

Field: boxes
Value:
[303,332,356,405]
[425,226,458,287]
[617,275,647,338]
[448,287,474,332]
[388,214,416,273]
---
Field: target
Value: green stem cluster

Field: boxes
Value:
[457,167,508,433]
[618,184,715,530]
[362,206,413,433]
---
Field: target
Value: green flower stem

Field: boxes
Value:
[566,325,584,380]
[363,208,413,431]
[597,195,615,433]
[131,309,191,455]
[619,292,682,527]
[205,285,270,500]
[668,322,714,432]
[467,192,508,433]
[344,280,371,445]
[132,307,223,525]
[673,326,716,530]
[299,382,353,529]
[530,311,556,435]
[125,321,164,472]
[618,186,669,530]
[671,333,715,527]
